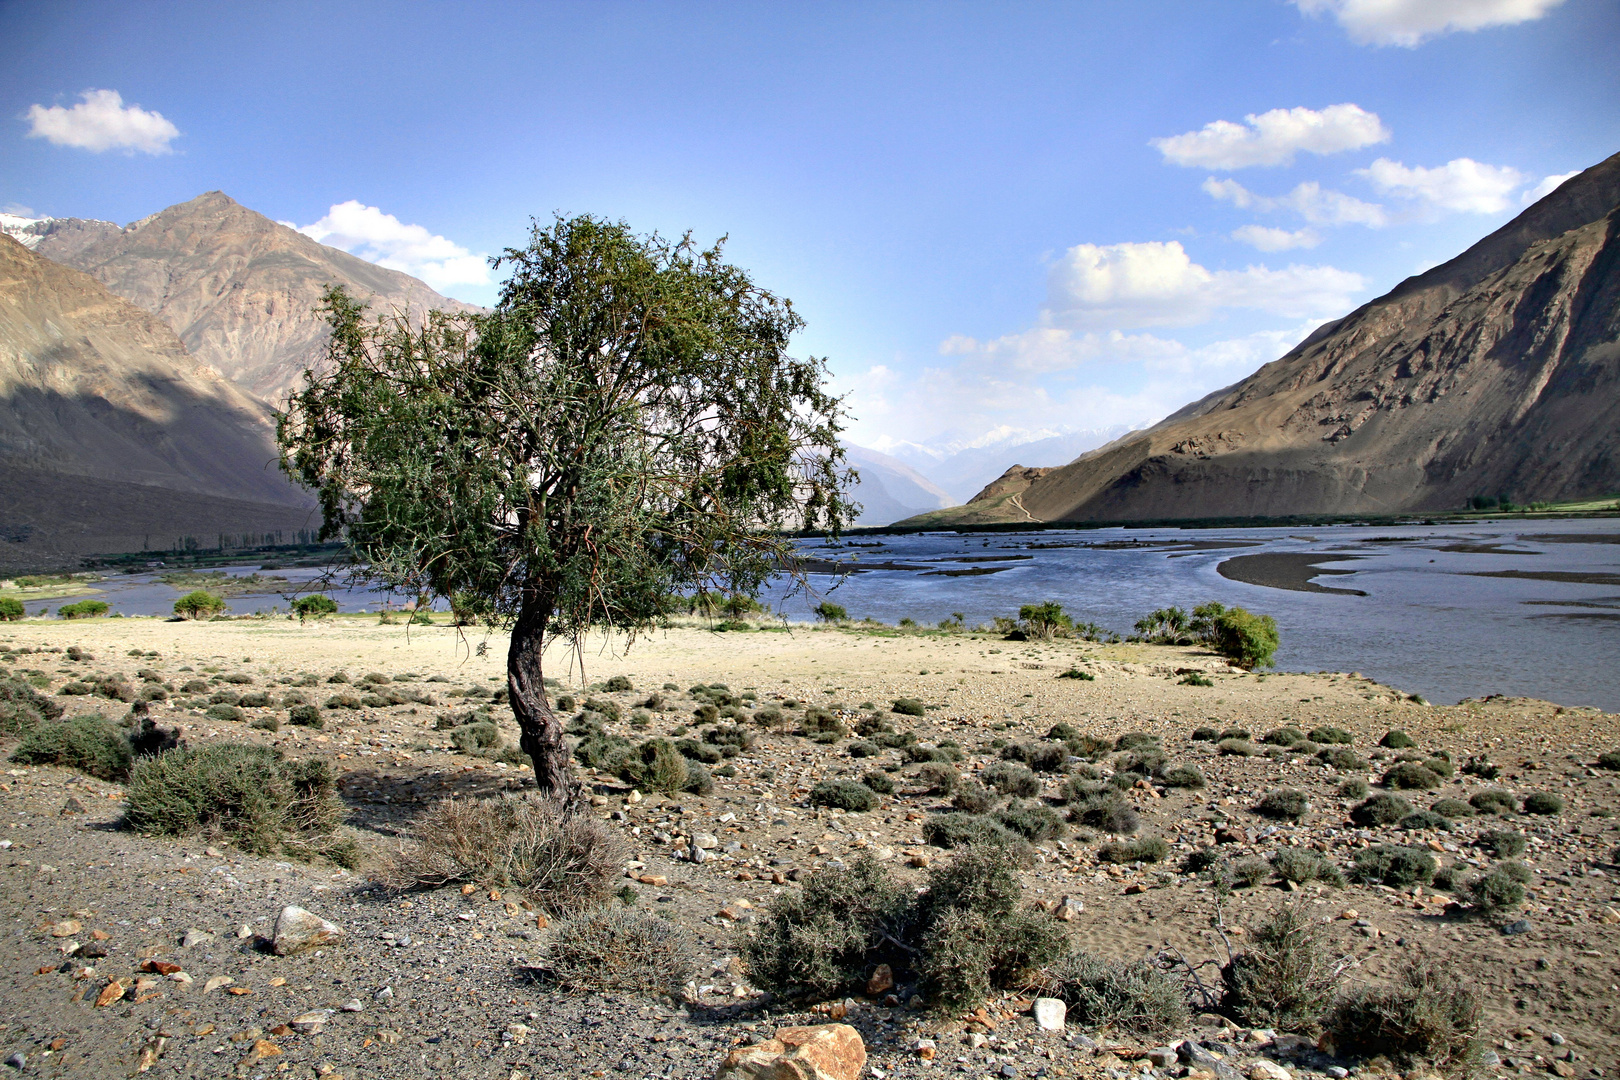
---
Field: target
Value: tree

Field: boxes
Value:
[1212,607,1279,670]
[278,215,854,801]
[58,600,110,619]
[812,601,847,623]
[292,594,339,623]
[1018,601,1072,640]
[0,597,23,622]
[173,591,226,620]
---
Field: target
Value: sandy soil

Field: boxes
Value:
[1,614,1617,1080]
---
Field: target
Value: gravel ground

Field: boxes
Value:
[2,617,1619,1079]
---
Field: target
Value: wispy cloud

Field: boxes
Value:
[24,89,179,155]
[1357,157,1527,214]
[1152,103,1389,170]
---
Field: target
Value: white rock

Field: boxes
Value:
[289,1009,334,1033]
[272,906,343,956]
[181,929,215,948]
[1247,1062,1291,1080]
[340,998,363,1012]
[1032,997,1067,1031]
[692,833,720,850]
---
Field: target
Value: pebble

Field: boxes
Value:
[271,906,343,956]
[289,1010,334,1034]
[180,929,214,948]
[340,999,363,1012]
[4,1052,23,1070]
[1501,919,1533,936]
[1032,997,1067,1031]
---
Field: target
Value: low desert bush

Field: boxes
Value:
[291,595,338,621]
[891,697,926,717]
[861,770,896,795]
[0,674,63,734]
[1191,726,1220,741]
[1323,958,1483,1071]
[125,744,350,862]
[921,813,1031,855]
[0,597,23,621]
[59,600,110,619]
[1350,792,1411,826]
[1270,848,1344,887]
[1338,777,1369,799]
[1522,792,1564,816]
[846,739,878,758]
[1262,726,1307,747]
[1429,798,1474,819]
[10,715,133,780]
[1379,730,1416,749]
[1159,763,1206,789]
[1255,788,1309,821]
[1478,829,1526,858]
[451,722,502,753]
[1218,738,1258,757]
[1398,810,1451,831]
[1069,790,1139,835]
[951,781,998,814]
[1461,755,1501,780]
[1097,836,1169,864]
[982,761,1040,798]
[810,779,879,812]
[1113,732,1159,751]
[287,704,323,728]
[385,793,620,910]
[1040,952,1189,1036]
[1223,903,1347,1031]
[618,739,690,795]
[1469,789,1517,815]
[1000,740,1067,772]
[1349,844,1435,887]
[172,592,224,620]
[547,907,695,993]
[914,761,960,795]
[1463,866,1526,915]
[1219,856,1272,890]
[1383,762,1442,790]
[205,704,244,723]
[1317,746,1367,771]
[1593,749,1620,770]
[1308,726,1352,745]
[994,801,1065,841]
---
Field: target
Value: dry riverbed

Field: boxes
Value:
[1,615,1618,1080]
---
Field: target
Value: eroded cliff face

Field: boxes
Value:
[921,151,1620,525]
[0,234,314,559]
[35,192,480,402]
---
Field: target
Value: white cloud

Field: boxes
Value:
[1231,225,1322,251]
[1523,170,1580,203]
[1357,157,1526,213]
[291,200,492,292]
[1294,0,1565,47]
[1046,240,1364,328]
[24,89,179,155]
[1206,177,1389,227]
[1151,103,1389,169]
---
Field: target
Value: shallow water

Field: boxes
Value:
[760,519,1620,711]
[32,519,1620,711]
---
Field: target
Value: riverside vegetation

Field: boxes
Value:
[0,610,1617,1078]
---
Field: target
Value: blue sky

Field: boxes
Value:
[3,0,1616,456]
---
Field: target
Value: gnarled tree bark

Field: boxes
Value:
[506,592,579,808]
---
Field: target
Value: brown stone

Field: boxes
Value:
[715,1023,866,1080]
[1214,826,1248,845]
[95,979,128,1007]
[866,963,894,996]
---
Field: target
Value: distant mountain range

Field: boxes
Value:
[903,150,1620,527]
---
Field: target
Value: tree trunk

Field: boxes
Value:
[507,594,579,808]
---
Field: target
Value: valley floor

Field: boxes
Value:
[1,617,1617,1079]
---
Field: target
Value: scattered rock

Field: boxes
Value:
[340,999,363,1012]
[1502,919,1534,937]
[911,1037,936,1061]
[1032,997,1067,1031]
[180,929,215,948]
[59,797,86,816]
[4,1052,24,1070]
[48,920,80,938]
[866,963,894,995]
[289,1010,335,1034]
[716,1024,866,1080]
[1247,1062,1290,1080]
[203,976,234,994]
[1054,896,1084,921]
[272,906,342,956]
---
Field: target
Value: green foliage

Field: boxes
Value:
[287,704,323,729]
[1469,789,1517,815]
[914,761,960,794]
[810,779,879,812]
[1478,829,1526,858]
[451,722,501,753]
[1262,726,1306,747]
[982,761,1040,798]
[1041,952,1189,1036]
[0,597,23,621]
[1223,904,1346,1031]
[1383,761,1442,790]
[1097,836,1169,864]
[1017,601,1073,639]
[1350,791,1412,826]
[1159,763,1206,788]
[1349,844,1435,887]
[277,218,855,794]
[58,600,110,619]
[1069,790,1139,835]
[1522,791,1564,816]
[891,697,926,717]
[204,704,244,722]
[604,674,633,692]
[1463,867,1526,915]
[1338,777,1370,799]
[1379,730,1415,749]
[291,594,339,621]
[124,744,349,861]
[860,769,895,795]
[921,813,1030,855]
[10,715,133,780]
[1309,726,1352,744]
[994,801,1066,841]
[1255,789,1309,821]
[812,601,847,622]
[618,738,689,795]
[1210,607,1279,669]
[1317,745,1367,771]
[1271,848,1344,886]
[1179,672,1214,686]
[1398,810,1451,831]
[1000,739,1067,772]
[1218,738,1258,757]
[1134,606,1190,644]
[1323,958,1484,1071]
[547,908,695,993]
[0,674,63,734]
[1190,726,1220,741]
[173,591,225,620]
[1056,668,1094,680]
[951,781,998,814]
[1429,798,1474,819]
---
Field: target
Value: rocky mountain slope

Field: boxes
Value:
[904,151,1620,526]
[0,234,313,566]
[27,193,480,402]
[843,445,954,525]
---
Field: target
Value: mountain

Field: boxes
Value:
[21,192,479,402]
[0,234,314,568]
[843,445,954,526]
[876,427,1130,504]
[904,151,1620,527]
